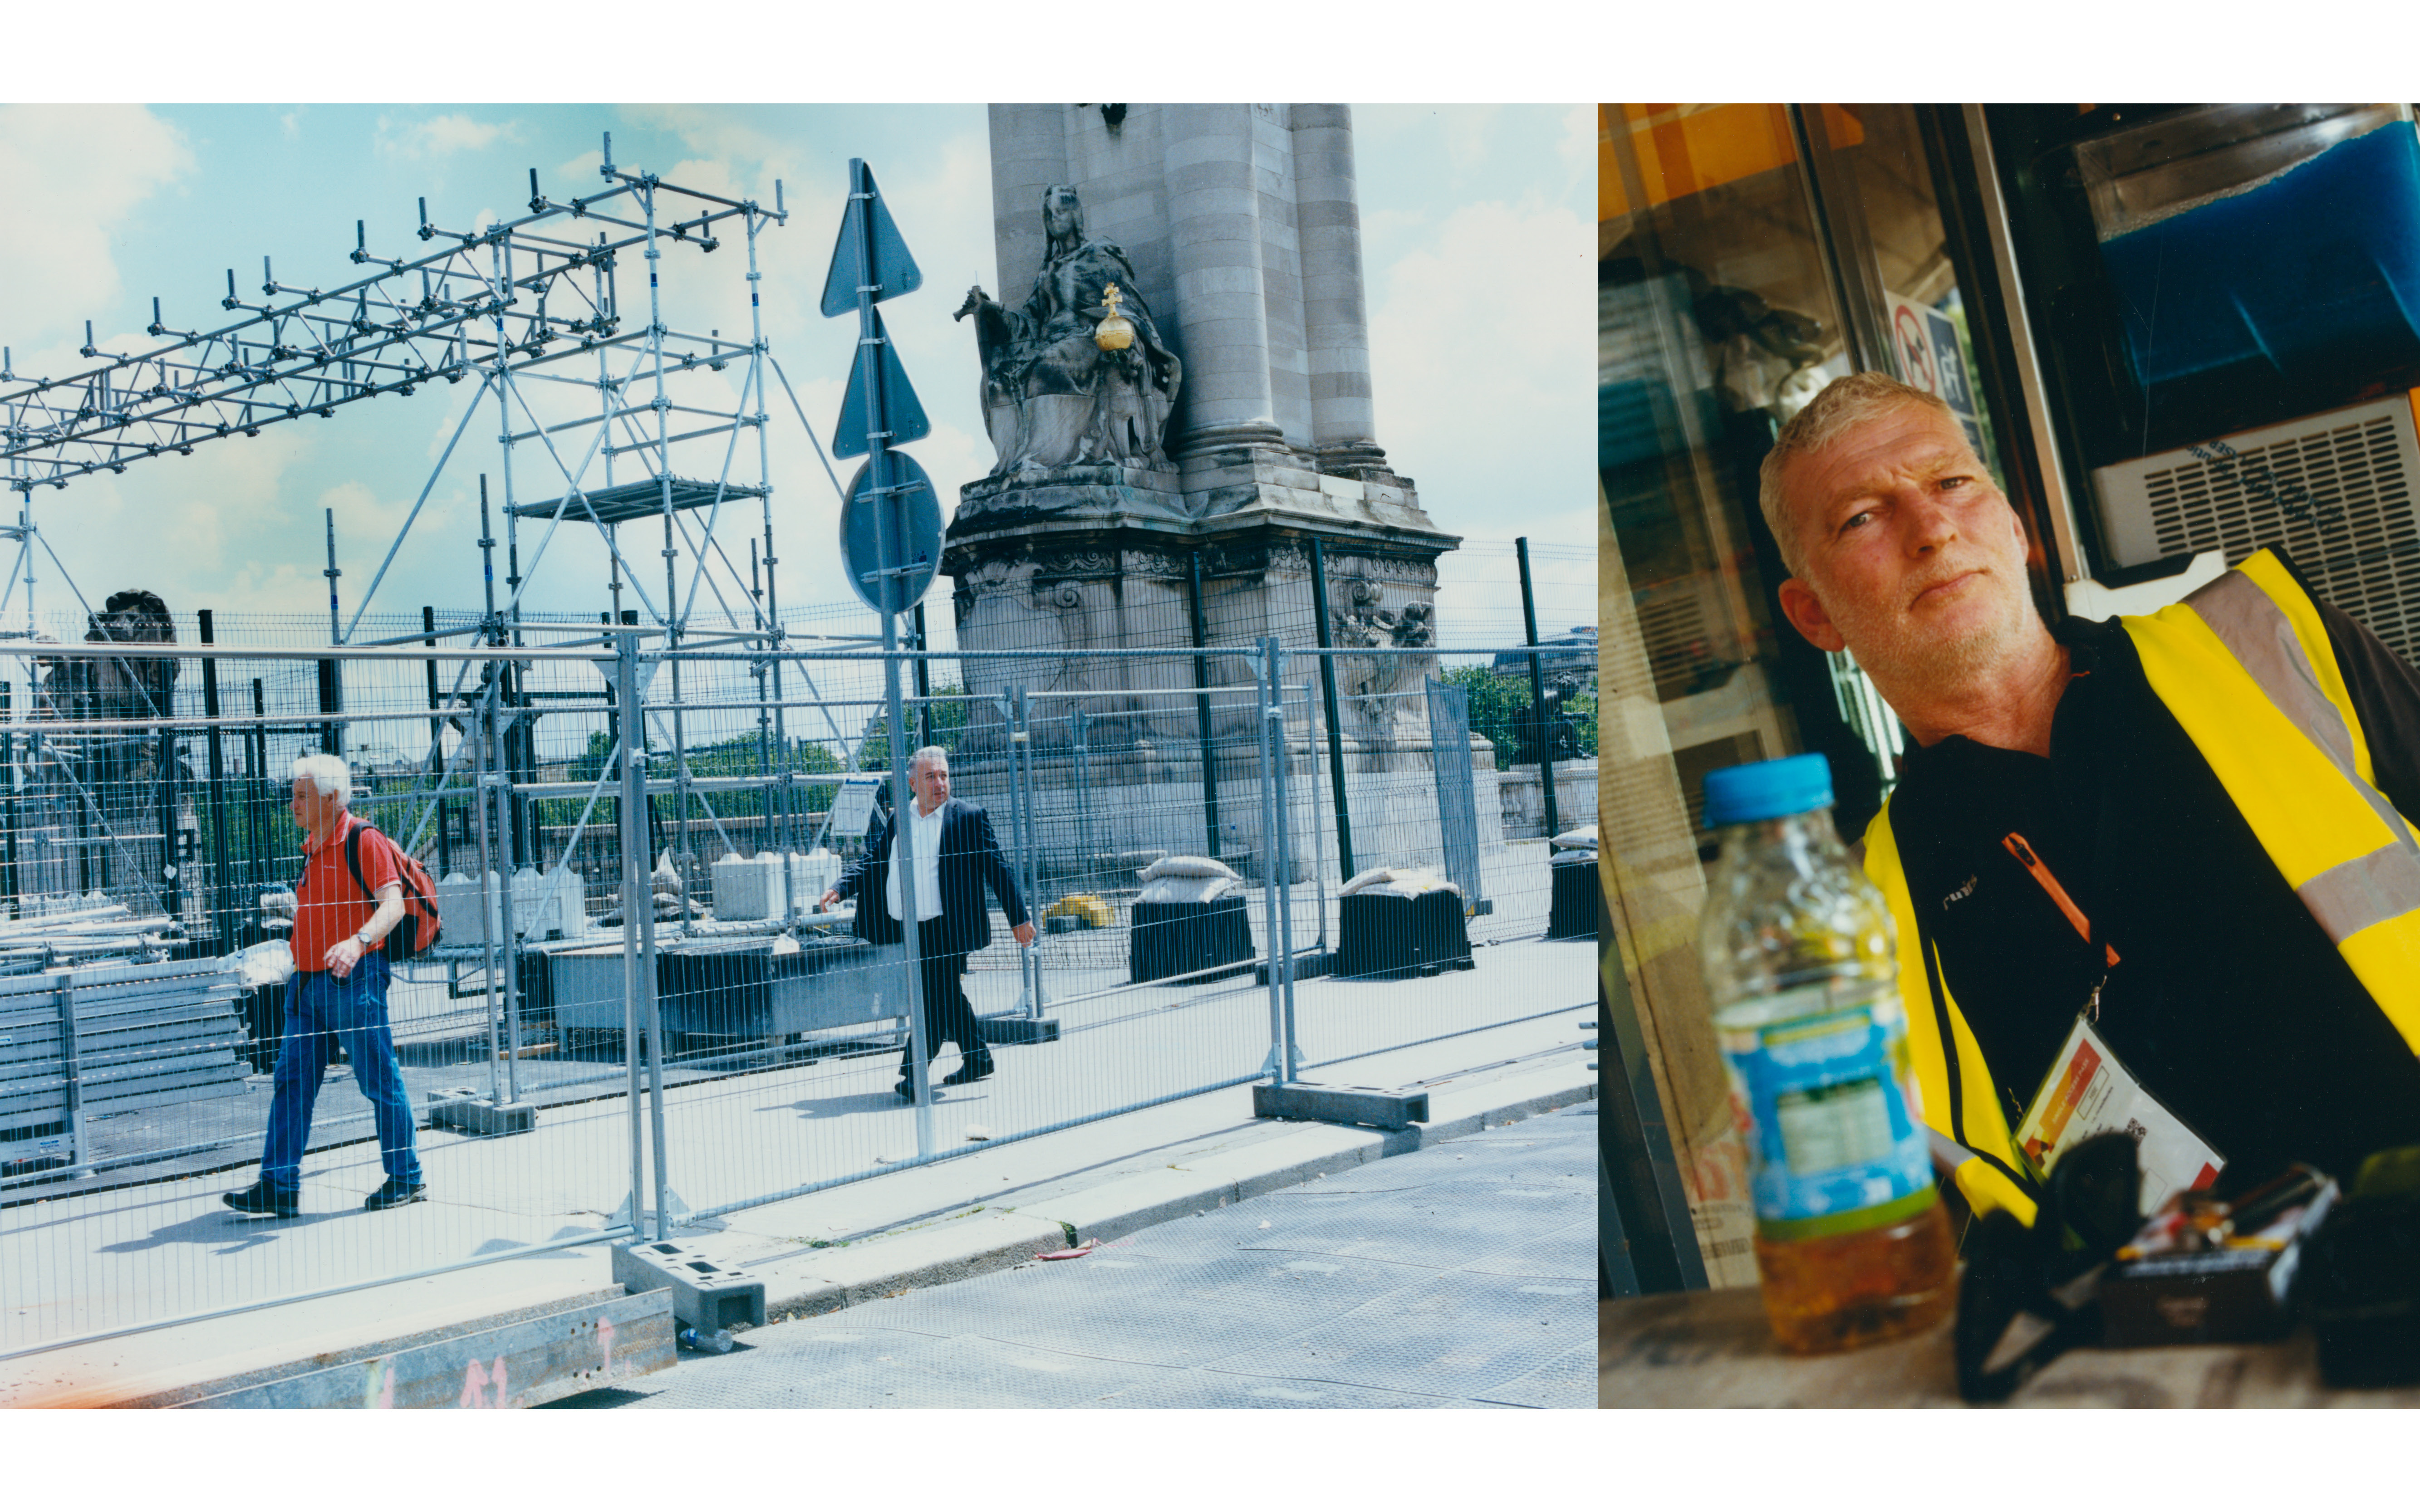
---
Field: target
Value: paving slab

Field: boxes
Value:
[0,1032,1591,1406]
[543,1102,1601,1409]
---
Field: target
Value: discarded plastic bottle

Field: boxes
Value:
[1698,754,1955,1355]
[677,1326,735,1354]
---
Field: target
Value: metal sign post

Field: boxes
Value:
[826,159,937,1158]
[1013,685,1046,1019]
[615,633,647,1239]
[1516,536,1561,842]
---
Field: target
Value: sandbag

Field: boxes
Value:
[1139,873,1241,905]
[231,938,296,989]
[1339,865,1460,899]
[1138,855,1240,882]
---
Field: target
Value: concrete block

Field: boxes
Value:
[434,871,503,947]
[711,852,778,920]
[611,1237,768,1333]
[426,1087,537,1137]
[1254,1080,1430,1131]
[977,1014,1060,1046]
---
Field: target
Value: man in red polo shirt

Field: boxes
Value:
[224,753,427,1218]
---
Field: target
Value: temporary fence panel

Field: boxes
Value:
[1424,675,1487,909]
[0,588,1596,1359]
[1276,643,1601,1080]
[0,636,652,1359]
[632,644,1284,1231]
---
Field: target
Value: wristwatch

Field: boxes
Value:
[354,930,375,949]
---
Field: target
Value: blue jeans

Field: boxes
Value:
[259,953,422,1193]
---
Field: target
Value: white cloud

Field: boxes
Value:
[1556,103,1594,186]
[1368,196,1595,542]
[17,421,311,628]
[0,107,193,351]
[375,113,518,161]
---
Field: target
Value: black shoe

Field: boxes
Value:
[223,1180,299,1220]
[941,1057,995,1087]
[894,1077,917,1102]
[364,1178,427,1211]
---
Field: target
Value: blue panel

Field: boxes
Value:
[2099,122,2420,398]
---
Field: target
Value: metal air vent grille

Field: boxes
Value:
[2093,396,2420,665]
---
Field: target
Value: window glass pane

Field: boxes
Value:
[1599,104,1880,841]
[1823,104,2009,507]
[1596,103,1874,1288]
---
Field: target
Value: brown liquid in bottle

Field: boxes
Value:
[1752,1196,1958,1355]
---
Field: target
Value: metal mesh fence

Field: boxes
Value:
[0,590,1595,1358]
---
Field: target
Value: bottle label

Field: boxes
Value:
[1720,988,1933,1240]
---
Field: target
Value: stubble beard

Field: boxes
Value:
[1827,570,2038,699]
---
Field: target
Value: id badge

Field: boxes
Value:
[2012,1014,2224,1213]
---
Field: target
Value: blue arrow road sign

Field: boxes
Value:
[820,160,923,318]
[830,304,930,459]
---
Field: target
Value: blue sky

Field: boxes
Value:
[0,104,1593,649]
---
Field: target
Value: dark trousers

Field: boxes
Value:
[900,941,990,1076]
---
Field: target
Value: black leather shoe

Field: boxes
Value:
[894,1077,917,1102]
[941,1057,995,1086]
[364,1178,427,1211]
[223,1180,299,1220]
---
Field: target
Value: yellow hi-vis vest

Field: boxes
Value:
[1864,549,2420,1226]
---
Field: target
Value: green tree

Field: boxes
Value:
[1441,665,1596,764]
[857,682,975,772]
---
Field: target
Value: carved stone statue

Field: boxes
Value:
[955,186,1183,474]
[1330,583,1438,770]
[43,589,177,728]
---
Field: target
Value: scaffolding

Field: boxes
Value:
[0,134,908,954]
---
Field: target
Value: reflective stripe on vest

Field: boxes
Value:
[1864,804,2041,1226]
[2177,563,2420,938]
[2130,551,2420,1057]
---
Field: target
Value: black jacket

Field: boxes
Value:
[1888,566,2420,1184]
[831,798,1029,954]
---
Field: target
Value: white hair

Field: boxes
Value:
[290,752,352,801]
[908,745,950,775]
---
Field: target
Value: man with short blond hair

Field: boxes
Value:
[1766,372,2420,1224]
[223,752,427,1218]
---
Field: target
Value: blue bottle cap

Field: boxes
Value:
[1703,753,1834,827]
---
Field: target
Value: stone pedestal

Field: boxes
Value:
[943,494,1454,770]
[948,732,1504,888]
[951,105,1459,783]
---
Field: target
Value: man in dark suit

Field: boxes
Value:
[821,746,1034,1100]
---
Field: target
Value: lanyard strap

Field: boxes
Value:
[2002,832,2119,969]
[1915,918,2042,1201]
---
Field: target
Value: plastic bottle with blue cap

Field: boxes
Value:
[1699,752,1955,1354]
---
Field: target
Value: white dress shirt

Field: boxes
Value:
[885,799,947,922]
